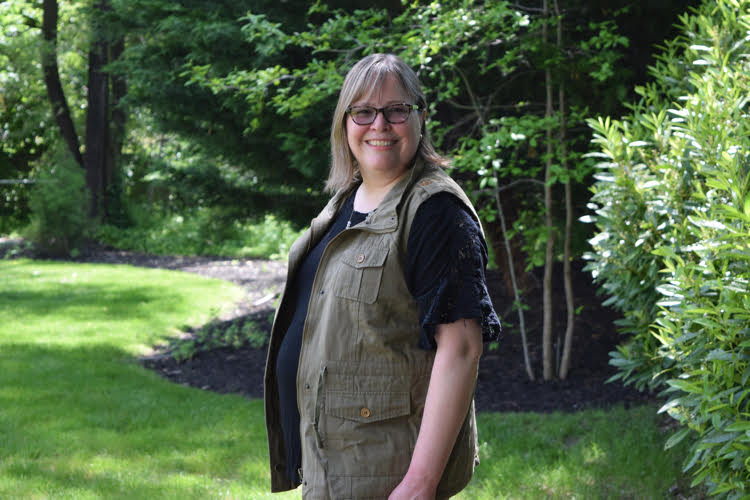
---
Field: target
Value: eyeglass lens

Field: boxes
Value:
[350,105,413,125]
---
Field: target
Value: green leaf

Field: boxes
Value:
[667,379,701,394]
[725,420,750,433]
[664,428,691,450]
[706,349,734,362]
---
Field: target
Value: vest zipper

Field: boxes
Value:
[294,224,368,429]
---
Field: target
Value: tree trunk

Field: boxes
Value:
[41,0,83,167]
[554,0,575,380]
[494,178,535,381]
[84,0,111,218]
[110,38,127,167]
[484,201,534,297]
[105,36,127,222]
[542,0,556,381]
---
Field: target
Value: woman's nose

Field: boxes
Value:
[369,110,391,129]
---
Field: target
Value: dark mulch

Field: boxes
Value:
[3,239,655,413]
[137,255,654,413]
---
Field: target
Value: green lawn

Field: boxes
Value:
[464,407,688,499]
[0,259,689,499]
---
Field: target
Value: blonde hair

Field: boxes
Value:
[326,53,449,194]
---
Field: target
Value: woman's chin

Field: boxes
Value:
[359,161,409,180]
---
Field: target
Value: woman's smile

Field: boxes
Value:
[365,138,397,147]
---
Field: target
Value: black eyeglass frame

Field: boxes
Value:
[346,103,423,125]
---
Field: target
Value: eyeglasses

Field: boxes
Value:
[346,103,422,125]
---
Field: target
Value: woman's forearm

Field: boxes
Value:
[389,318,483,499]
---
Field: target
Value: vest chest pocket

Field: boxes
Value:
[333,247,389,304]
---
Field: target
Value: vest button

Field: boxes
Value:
[360,407,371,418]
[356,254,365,263]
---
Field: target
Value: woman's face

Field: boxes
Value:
[346,75,424,183]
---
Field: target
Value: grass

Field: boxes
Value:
[461,407,691,499]
[0,259,691,499]
[0,259,298,499]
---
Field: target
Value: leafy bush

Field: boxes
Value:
[25,149,90,256]
[171,317,268,361]
[95,206,302,260]
[584,0,749,495]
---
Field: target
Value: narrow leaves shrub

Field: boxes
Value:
[584,0,750,495]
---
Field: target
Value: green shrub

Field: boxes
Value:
[95,207,302,260]
[584,0,749,495]
[26,149,91,256]
[171,317,268,361]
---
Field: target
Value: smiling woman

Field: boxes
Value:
[263,53,501,500]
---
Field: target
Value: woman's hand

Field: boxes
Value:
[388,473,436,500]
[389,318,483,500]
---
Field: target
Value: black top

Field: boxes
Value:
[274,191,501,485]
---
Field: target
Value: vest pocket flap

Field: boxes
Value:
[325,390,410,423]
[341,247,389,269]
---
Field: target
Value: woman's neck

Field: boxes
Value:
[354,171,407,212]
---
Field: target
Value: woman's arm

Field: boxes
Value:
[389,317,483,500]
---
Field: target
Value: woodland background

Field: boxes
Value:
[1,0,748,496]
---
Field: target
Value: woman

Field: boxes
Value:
[264,53,501,499]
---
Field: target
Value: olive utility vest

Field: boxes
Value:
[264,160,483,499]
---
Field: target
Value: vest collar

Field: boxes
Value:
[327,158,428,233]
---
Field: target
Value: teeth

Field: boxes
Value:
[367,140,394,146]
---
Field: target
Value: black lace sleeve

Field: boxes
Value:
[405,192,502,350]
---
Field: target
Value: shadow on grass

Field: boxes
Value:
[0,342,268,498]
[0,281,194,321]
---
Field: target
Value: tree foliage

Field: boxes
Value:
[584,0,750,494]
[0,0,86,228]
[178,0,634,379]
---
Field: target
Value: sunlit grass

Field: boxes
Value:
[0,260,243,352]
[459,406,689,499]
[0,259,690,498]
[0,259,298,499]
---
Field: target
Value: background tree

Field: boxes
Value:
[0,0,57,231]
[205,0,630,381]
[39,0,126,220]
[41,0,82,167]
[107,0,329,223]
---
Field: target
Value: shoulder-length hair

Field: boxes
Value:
[326,53,450,194]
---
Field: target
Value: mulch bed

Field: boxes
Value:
[3,239,655,413]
